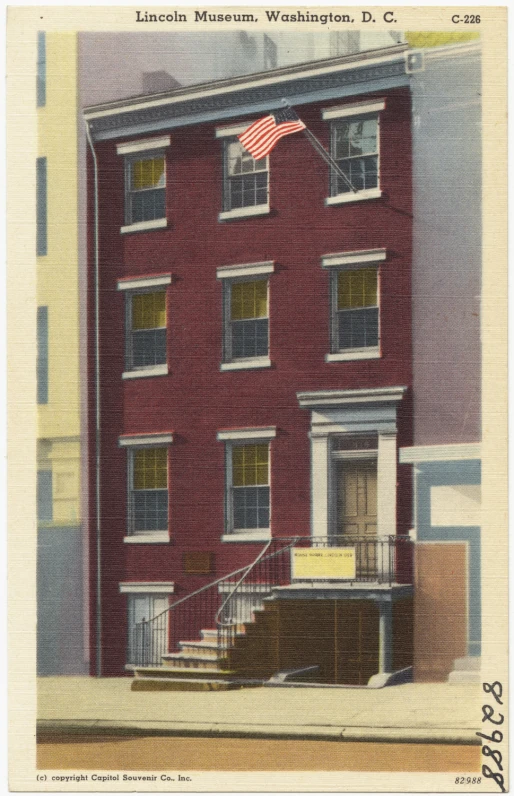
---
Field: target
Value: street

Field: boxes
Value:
[37,734,481,772]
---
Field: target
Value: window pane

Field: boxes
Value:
[233,486,270,529]
[37,470,53,522]
[133,490,168,531]
[131,188,166,223]
[232,444,269,487]
[132,328,167,367]
[132,157,165,190]
[37,31,46,107]
[134,448,167,490]
[231,319,268,359]
[132,293,166,330]
[231,281,267,321]
[338,269,377,310]
[36,157,47,256]
[338,307,379,349]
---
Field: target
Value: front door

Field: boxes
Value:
[337,459,377,577]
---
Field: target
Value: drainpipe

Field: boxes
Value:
[85,120,101,677]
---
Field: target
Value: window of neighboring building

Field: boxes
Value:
[223,138,269,212]
[263,34,278,69]
[37,31,46,107]
[37,470,53,522]
[126,291,167,372]
[37,306,49,404]
[129,447,168,538]
[230,443,270,534]
[36,157,47,256]
[333,267,379,352]
[125,154,166,225]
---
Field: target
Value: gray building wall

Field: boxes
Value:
[410,44,481,444]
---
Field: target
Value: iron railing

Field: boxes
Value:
[127,534,413,668]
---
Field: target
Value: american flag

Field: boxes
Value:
[238,107,306,160]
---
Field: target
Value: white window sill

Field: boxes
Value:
[120,218,167,234]
[122,364,169,380]
[123,533,170,544]
[325,348,381,363]
[220,357,271,372]
[218,204,270,222]
[325,189,382,206]
[222,532,272,543]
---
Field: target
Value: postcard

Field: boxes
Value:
[7,4,508,792]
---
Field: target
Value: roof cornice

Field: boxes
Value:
[84,45,409,142]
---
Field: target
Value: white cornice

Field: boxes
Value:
[84,46,408,121]
[399,443,481,464]
[298,386,407,409]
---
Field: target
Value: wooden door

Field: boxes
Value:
[337,459,377,577]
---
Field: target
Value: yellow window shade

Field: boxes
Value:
[231,280,268,321]
[132,157,165,190]
[134,448,167,490]
[232,444,269,487]
[338,268,377,310]
[132,292,166,330]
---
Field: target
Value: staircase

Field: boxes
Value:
[132,628,252,691]
[129,535,414,690]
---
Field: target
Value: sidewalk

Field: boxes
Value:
[38,677,481,745]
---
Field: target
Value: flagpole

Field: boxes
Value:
[281,99,358,194]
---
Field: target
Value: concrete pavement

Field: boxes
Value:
[38,677,481,745]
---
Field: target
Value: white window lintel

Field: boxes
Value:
[119,433,173,447]
[322,99,386,121]
[117,274,172,291]
[217,261,275,280]
[217,426,276,442]
[116,136,171,156]
[119,582,175,593]
[215,121,254,138]
[321,248,387,269]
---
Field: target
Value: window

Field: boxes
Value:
[37,470,53,522]
[331,116,378,196]
[129,447,168,537]
[37,31,46,107]
[322,248,385,361]
[37,306,49,403]
[334,268,378,351]
[126,592,170,666]
[218,427,275,540]
[126,291,167,373]
[223,138,268,212]
[231,443,270,533]
[117,136,170,232]
[126,155,166,225]
[36,157,47,256]
[226,279,269,362]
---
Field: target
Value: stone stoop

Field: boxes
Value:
[448,656,481,685]
[131,627,252,691]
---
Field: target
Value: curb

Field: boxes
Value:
[37,720,481,746]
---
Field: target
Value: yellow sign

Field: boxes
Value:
[291,547,356,580]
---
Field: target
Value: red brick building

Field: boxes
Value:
[85,46,415,685]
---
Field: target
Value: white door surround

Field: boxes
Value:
[297,387,407,540]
